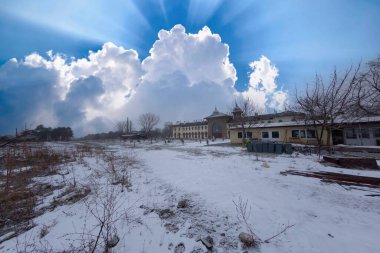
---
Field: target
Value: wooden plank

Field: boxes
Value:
[281,170,380,188]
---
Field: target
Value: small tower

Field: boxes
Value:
[232,102,243,119]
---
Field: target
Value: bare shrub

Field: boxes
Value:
[103,151,138,192]
[233,197,295,248]
[76,144,94,158]
[62,183,123,253]
[233,197,261,247]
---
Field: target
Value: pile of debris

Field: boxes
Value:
[323,155,379,170]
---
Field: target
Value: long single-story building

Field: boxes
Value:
[229,115,380,146]
[172,106,380,146]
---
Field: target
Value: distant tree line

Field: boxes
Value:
[81,131,121,140]
[32,124,73,141]
[80,114,173,141]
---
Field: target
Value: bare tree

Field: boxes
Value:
[116,117,133,133]
[355,57,380,116]
[230,98,259,144]
[295,65,360,155]
[139,113,160,143]
[161,122,173,139]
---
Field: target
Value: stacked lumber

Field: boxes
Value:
[281,170,380,189]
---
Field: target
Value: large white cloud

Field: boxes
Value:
[242,55,288,112]
[122,25,238,124]
[0,25,287,136]
[142,25,236,87]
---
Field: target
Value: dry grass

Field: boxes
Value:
[0,140,138,250]
[0,143,75,243]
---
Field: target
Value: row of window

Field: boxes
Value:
[173,132,208,139]
[236,129,317,139]
[237,131,280,139]
[263,131,280,139]
[237,132,253,138]
[346,128,380,139]
[291,129,316,138]
[174,125,208,132]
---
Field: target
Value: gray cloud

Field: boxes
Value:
[55,76,104,136]
[0,60,59,133]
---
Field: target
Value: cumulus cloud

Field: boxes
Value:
[0,25,288,136]
[142,25,236,87]
[123,24,237,124]
[0,42,142,136]
[242,55,287,112]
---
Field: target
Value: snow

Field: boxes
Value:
[1,139,380,253]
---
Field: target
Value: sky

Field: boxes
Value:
[0,0,379,136]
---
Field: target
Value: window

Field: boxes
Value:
[272,131,279,138]
[374,128,380,138]
[306,129,316,138]
[359,128,369,139]
[212,122,222,134]
[238,132,243,138]
[292,130,299,138]
[262,132,269,138]
[246,132,252,138]
[278,119,283,122]
[346,128,356,139]
[267,120,272,123]
[300,130,306,138]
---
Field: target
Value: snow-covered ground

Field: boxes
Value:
[1,139,380,253]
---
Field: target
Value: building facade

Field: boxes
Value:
[205,108,232,139]
[332,117,380,146]
[172,106,380,146]
[229,113,380,146]
[172,107,232,139]
[172,121,208,139]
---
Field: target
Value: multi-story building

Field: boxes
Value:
[172,107,232,139]
[172,121,208,139]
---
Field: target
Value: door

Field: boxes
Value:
[332,130,344,145]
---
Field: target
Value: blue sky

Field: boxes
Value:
[0,0,380,135]
[2,0,379,89]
